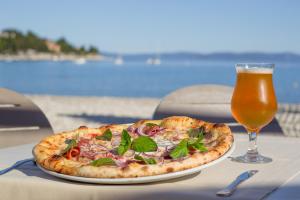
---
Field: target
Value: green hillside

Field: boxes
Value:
[0,29,99,55]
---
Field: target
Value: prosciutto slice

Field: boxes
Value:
[78,138,107,160]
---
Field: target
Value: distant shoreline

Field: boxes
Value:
[0,53,103,62]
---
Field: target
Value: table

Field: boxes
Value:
[1,134,300,200]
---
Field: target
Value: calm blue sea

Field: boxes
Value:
[0,61,299,103]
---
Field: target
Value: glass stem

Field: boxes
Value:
[247,132,258,156]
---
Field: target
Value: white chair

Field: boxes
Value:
[153,84,283,135]
[0,88,53,148]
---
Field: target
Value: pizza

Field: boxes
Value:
[33,116,234,178]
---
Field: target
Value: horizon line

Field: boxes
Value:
[102,51,300,56]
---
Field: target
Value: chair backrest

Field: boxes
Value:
[0,88,53,148]
[153,84,283,135]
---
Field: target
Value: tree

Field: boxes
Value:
[78,46,86,55]
[25,31,48,52]
[56,37,77,53]
[0,29,100,55]
[88,46,99,54]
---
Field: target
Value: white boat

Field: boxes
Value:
[114,56,124,65]
[52,55,60,62]
[153,58,161,65]
[74,58,86,65]
[146,57,161,65]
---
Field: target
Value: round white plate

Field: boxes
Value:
[37,142,235,184]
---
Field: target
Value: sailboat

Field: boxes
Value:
[146,56,161,65]
[74,57,86,65]
[114,55,124,65]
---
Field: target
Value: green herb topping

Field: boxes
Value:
[134,155,157,165]
[170,127,208,159]
[96,129,112,141]
[188,127,205,139]
[187,127,207,152]
[91,158,116,166]
[131,136,158,152]
[145,123,158,127]
[170,139,189,159]
[117,130,132,155]
[188,138,207,152]
[62,139,77,154]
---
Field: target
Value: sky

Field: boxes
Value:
[0,0,300,54]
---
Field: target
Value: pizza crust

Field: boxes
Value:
[33,116,234,178]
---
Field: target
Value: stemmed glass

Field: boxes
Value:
[231,63,278,163]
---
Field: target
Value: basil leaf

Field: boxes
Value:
[117,129,131,155]
[188,127,205,139]
[170,139,189,159]
[65,139,76,144]
[134,155,157,165]
[169,128,208,159]
[145,158,157,164]
[187,133,207,152]
[96,129,112,141]
[188,139,207,152]
[62,139,77,154]
[131,136,158,152]
[91,158,116,166]
[192,143,207,152]
[145,123,158,127]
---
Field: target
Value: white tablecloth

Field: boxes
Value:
[1,134,300,200]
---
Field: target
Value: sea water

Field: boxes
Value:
[0,60,299,103]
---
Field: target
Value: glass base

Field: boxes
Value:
[231,153,272,164]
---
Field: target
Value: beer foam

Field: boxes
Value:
[236,67,273,74]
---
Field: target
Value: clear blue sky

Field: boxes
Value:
[1,0,300,53]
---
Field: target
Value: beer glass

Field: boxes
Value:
[231,63,277,163]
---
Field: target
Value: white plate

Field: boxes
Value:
[37,142,235,184]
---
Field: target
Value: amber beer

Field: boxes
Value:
[231,68,278,132]
[231,63,277,163]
